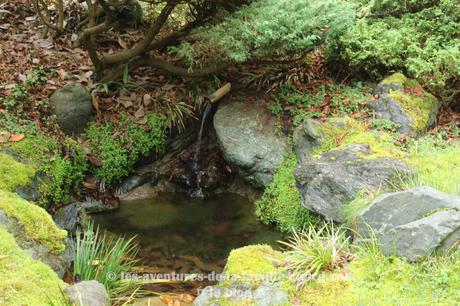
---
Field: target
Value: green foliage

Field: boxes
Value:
[334,0,460,93]
[174,0,355,66]
[73,221,141,297]
[84,113,166,186]
[6,134,88,206]
[369,118,401,132]
[256,155,321,232]
[279,223,351,288]
[40,139,88,205]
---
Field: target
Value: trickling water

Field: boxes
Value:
[190,103,212,197]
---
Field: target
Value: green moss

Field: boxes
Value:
[84,113,166,186]
[256,155,321,232]
[0,228,68,305]
[314,117,404,159]
[0,190,67,254]
[380,72,407,85]
[0,153,35,191]
[387,90,437,132]
[223,245,284,288]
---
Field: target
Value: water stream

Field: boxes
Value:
[190,103,212,198]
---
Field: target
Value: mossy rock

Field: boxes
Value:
[0,190,70,277]
[0,228,69,305]
[0,152,35,192]
[369,73,439,136]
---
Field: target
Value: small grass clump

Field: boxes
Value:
[73,221,141,299]
[255,155,321,232]
[0,190,67,254]
[0,153,35,191]
[278,223,352,288]
[84,113,166,186]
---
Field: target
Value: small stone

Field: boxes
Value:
[65,280,109,306]
[50,83,93,135]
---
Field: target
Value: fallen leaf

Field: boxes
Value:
[92,95,100,112]
[178,294,194,303]
[134,107,144,119]
[9,134,24,142]
[82,181,97,190]
[0,131,11,143]
[143,93,152,106]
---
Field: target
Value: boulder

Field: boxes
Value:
[293,119,323,164]
[0,209,72,278]
[80,197,119,214]
[65,280,109,306]
[369,73,439,136]
[214,100,289,188]
[357,187,460,261]
[294,144,412,222]
[50,83,92,135]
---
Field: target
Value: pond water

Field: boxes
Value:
[92,193,283,293]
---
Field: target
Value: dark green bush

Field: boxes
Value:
[333,0,459,95]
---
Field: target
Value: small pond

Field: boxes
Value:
[92,193,283,293]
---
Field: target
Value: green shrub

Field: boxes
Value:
[369,118,401,132]
[174,0,355,66]
[73,221,141,299]
[84,113,166,186]
[256,155,321,232]
[334,0,460,94]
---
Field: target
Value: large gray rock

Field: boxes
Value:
[357,187,460,261]
[50,83,92,135]
[65,280,109,306]
[369,73,439,136]
[194,282,287,306]
[213,100,289,188]
[0,209,72,278]
[294,144,412,222]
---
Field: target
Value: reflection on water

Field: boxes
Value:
[92,193,283,275]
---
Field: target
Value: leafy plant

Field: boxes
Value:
[277,223,352,288]
[73,221,141,298]
[84,113,166,186]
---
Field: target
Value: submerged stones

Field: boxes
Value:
[214,100,289,188]
[50,83,93,135]
[294,144,412,222]
[356,187,460,261]
[369,73,439,136]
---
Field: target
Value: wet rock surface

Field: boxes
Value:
[357,187,460,261]
[213,99,289,189]
[295,144,413,222]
